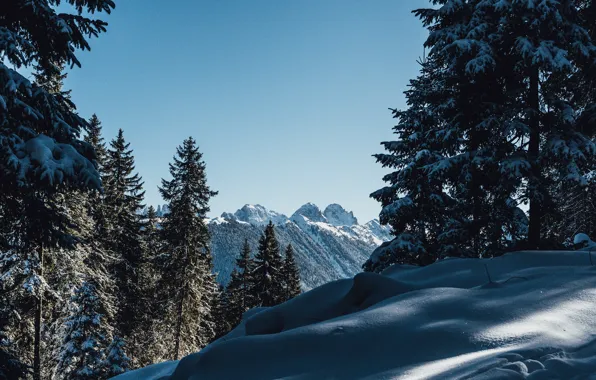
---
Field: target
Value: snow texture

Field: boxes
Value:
[113,250,596,379]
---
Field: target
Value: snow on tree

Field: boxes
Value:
[1,2,116,378]
[157,137,219,360]
[368,0,596,272]
[366,58,454,272]
[251,221,285,307]
[415,0,596,249]
[54,280,120,380]
[0,0,115,193]
[103,336,130,378]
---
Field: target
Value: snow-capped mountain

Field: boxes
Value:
[208,203,392,290]
[221,204,289,226]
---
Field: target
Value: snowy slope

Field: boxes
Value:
[114,250,596,379]
[209,203,392,290]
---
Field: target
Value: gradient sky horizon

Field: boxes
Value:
[58,0,430,222]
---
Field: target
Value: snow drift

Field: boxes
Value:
[114,250,596,379]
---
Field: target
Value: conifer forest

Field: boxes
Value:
[2,1,596,379]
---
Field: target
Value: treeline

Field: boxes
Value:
[215,224,302,339]
[366,0,596,273]
[0,1,303,379]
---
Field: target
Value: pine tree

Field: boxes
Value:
[1,3,114,378]
[157,137,219,360]
[103,129,146,353]
[368,1,596,272]
[224,239,255,328]
[103,337,130,379]
[281,244,301,302]
[365,58,455,272]
[415,0,596,249]
[83,114,111,242]
[210,285,231,342]
[84,115,108,169]
[54,280,117,380]
[251,222,284,307]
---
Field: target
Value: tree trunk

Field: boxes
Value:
[528,67,541,249]
[33,246,44,380]
[174,287,184,361]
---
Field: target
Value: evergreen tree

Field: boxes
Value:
[364,58,455,272]
[224,239,255,328]
[416,0,596,249]
[251,222,284,307]
[281,244,301,302]
[103,129,146,351]
[157,137,218,360]
[0,306,28,380]
[54,280,119,380]
[83,114,110,240]
[84,115,108,169]
[103,337,130,379]
[0,2,114,378]
[368,1,596,271]
[210,285,231,342]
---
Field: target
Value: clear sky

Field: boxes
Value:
[61,0,430,223]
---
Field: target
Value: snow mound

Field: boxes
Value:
[113,250,596,379]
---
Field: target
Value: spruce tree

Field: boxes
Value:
[103,337,130,378]
[103,129,146,352]
[157,137,218,360]
[210,285,231,342]
[54,280,122,380]
[281,244,301,302]
[0,2,114,378]
[365,58,455,272]
[415,0,596,249]
[251,222,284,307]
[224,239,255,328]
[85,115,108,169]
[83,114,110,241]
[368,1,596,272]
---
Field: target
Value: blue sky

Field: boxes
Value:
[59,0,429,222]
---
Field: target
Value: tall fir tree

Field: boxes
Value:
[84,115,108,169]
[281,244,301,302]
[157,137,219,360]
[84,114,110,239]
[251,222,284,307]
[103,129,146,357]
[364,58,455,272]
[414,0,596,250]
[367,0,596,272]
[0,2,115,378]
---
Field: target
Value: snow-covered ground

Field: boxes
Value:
[113,250,596,379]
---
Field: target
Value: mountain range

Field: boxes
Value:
[205,203,392,290]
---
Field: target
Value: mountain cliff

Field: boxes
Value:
[208,203,391,290]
